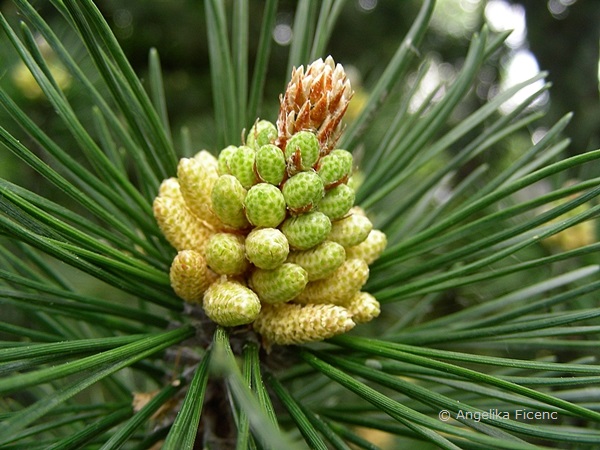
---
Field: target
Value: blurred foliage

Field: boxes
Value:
[514,0,600,154]
[3,0,597,184]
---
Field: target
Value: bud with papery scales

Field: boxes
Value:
[276,56,353,155]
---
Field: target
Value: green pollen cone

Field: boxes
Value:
[245,228,289,269]
[205,233,249,275]
[317,183,355,220]
[282,171,325,213]
[229,145,258,188]
[285,130,320,173]
[217,145,237,175]
[203,279,261,327]
[256,144,286,185]
[318,149,353,187]
[281,211,332,250]
[329,213,373,248]
[211,174,250,229]
[250,263,308,303]
[244,183,287,228]
[286,240,346,281]
[247,119,277,149]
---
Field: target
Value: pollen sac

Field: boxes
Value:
[228,145,258,189]
[203,279,261,327]
[193,149,220,167]
[211,175,250,230]
[247,119,277,149]
[169,250,210,303]
[217,145,237,175]
[286,240,346,281]
[280,211,332,250]
[250,263,308,304]
[345,229,387,264]
[328,213,373,248]
[317,184,355,220]
[157,176,183,198]
[244,183,287,228]
[205,233,249,275]
[255,144,286,185]
[153,178,214,253]
[345,291,380,323]
[296,258,369,305]
[245,228,289,269]
[253,303,355,346]
[317,150,353,188]
[177,156,221,229]
[330,149,353,174]
[282,171,325,213]
[285,130,320,174]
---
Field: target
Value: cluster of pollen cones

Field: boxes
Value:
[153,56,386,347]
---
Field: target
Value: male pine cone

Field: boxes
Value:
[154,56,386,347]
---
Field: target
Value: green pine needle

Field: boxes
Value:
[1,0,598,448]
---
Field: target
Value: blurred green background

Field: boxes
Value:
[1,0,598,185]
